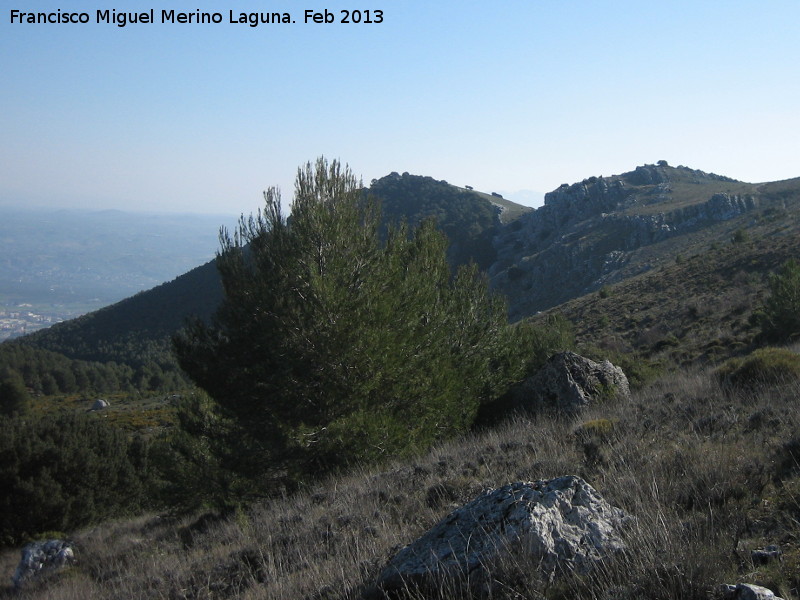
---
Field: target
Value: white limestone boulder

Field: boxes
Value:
[379,475,629,592]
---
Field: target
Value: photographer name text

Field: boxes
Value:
[8,8,384,27]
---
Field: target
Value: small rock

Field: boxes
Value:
[751,545,782,565]
[91,398,110,411]
[720,583,784,600]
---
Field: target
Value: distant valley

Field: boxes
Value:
[0,207,236,340]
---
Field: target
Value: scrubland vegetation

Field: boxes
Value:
[2,159,800,598]
[3,347,800,599]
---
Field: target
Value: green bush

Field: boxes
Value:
[760,259,800,342]
[731,228,751,244]
[716,347,800,390]
[0,368,31,417]
[0,413,152,545]
[517,313,575,374]
[152,391,257,513]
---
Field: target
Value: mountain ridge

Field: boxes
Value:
[489,161,792,319]
[9,161,800,373]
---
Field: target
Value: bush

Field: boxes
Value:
[732,228,751,244]
[152,391,260,513]
[0,368,31,417]
[716,347,800,391]
[760,259,800,342]
[0,413,152,545]
[518,312,575,373]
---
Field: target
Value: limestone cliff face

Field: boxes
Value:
[491,164,758,321]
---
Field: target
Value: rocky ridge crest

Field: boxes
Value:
[490,163,759,320]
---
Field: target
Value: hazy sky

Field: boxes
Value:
[2,1,798,216]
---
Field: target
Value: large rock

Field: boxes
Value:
[517,351,630,412]
[378,475,629,593]
[12,539,76,588]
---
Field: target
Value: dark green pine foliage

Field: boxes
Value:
[0,413,151,545]
[761,258,800,342]
[369,172,500,269]
[0,368,31,417]
[174,158,524,484]
[0,342,184,395]
[152,390,257,512]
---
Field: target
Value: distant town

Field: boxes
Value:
[0,305,70,341]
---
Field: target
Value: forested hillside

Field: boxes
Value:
[370,172,517,268]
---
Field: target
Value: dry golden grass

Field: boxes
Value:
[5,349,800,599]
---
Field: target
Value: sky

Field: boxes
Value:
[2,1,799,216]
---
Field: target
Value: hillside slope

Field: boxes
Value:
[491,162,800,320]
[16,259,221,364]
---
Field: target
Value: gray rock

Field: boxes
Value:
[12,539,76,588]
[720,583,785,600]
[515,351,630,412]
[91,398,110,411]
[378,475,629,592]
[706,193,757,221]
[751,544,782,564]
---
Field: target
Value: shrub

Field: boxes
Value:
[732,228,751,244]
[575,418,616,440]
[760,259,800,342]
[517,312,575,374]
[716,347,800,390]
[0,413,152,545]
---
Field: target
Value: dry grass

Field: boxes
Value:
[5,352,800,599]
[552,231,800,371]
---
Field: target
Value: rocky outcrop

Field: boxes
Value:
[12,539,76,588]
[490,163,758,320]
[623,164,671,186]
[378,475,629,593]
[605,193,759,250]
[542,176,630,221]
[513,352,630,413]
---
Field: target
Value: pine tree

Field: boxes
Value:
[0,368,31,417]
[174,158,525,485]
